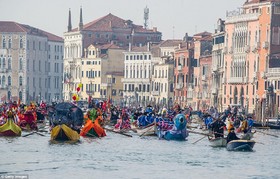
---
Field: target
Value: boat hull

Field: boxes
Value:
[209,137,227,147]
[226,140,255,151]
[0,119,21,136]
[51,124,80,141]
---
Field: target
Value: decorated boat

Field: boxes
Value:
[208,136,227,147]
[80,116,106,138]
[157,114,188,141]
[226,140,255,151]
[51,124,80,141]
[18,111,37,131]
[0,111,21,136]
[50,102,83,141]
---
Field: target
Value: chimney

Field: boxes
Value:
[147,42,150,51]
[153,27,157,32]
[129,43,132,52]
[67,8,72,32]
[79,6,83,31]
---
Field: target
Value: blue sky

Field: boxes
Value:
[1,0,245,39]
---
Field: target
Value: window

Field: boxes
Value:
[39,41,41,50]
[274,6,280,14]
[2,38,6,48]
[8,38,12,48]
[19,76,23,86]
[20,38,23,48]
[27,40,29,50]
[39,60,41,71]
[33,41,35,50]
[8,76,11,86]
[8,58,11,70]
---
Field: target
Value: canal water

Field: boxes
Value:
[0,128,280,179]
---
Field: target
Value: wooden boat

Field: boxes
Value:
[226,140,255,151]
[157,114,188,141]
[80,119,106,138]
[208,136,227,147]
[51,124,80,141]
[0,118,21,136]
[137,124,157,137]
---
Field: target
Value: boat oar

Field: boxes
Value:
[192,136,207,144]
[22,131,36,137]
[104,127,132,137]
[188,130,212,137]
[35,131,45,136]
[255,130,279,138]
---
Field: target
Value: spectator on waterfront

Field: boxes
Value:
[204,114,213,130]
[226,127,240,143]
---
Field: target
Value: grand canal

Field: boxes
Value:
[1,128,280,179]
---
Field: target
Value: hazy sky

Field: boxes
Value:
[1,0,245,39]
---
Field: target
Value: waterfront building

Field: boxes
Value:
[211,19,226,111]
[63,7,162,101]
[223,0,280,115]
[0,21,63,104]
[122,44,154,107]
[151,40,183,108]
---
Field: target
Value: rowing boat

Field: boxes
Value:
[226,140,255,151]
[0,118,21,136]
[208,136,227,147]
[51,124,80,141]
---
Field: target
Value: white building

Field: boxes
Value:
[0,21,63,103]
[122,44,155,107]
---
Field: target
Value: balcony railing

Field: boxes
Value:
[151,91,160,96]
[175,83,183,89]
[226,12,260,24]
[177,65,182,71]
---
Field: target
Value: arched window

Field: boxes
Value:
[3,58,6,69]
[2,38,6,48]
[8,39,12,48]
[19,76,23,86]
[20,38,23,49]
[8,76,11,86]
[7,91,11,100]
[19,58,23,70]
[19,91,23,101]
[8,58,11,70]
[2,76,5,86]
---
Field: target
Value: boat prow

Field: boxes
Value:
[226,140,255,151]
[208,137,227,147]
[0,119,21,136]
[51,124,80,141]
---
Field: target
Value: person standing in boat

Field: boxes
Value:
[226,127,240,143]
[210,118,226,138]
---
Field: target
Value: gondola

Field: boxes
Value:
[208,136,227,147]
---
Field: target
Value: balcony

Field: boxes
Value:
[223,47,228,54]
[245,45,250,53]
[0,69,7,73]
[177,65,182,72]
[201,75,207,81]
[212,88,218,95]
[252,42,260,52]
[212,65,218,72]
[267,68,280,77]
[226,12,260,24]
[151,91,160,96]
[227,77,249,84]
[101,83,112,87]
[0,85,7,90]
[229,47,234,54]
[175,83,183,89]
[262,41,269,49]
[121,78,150,83]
